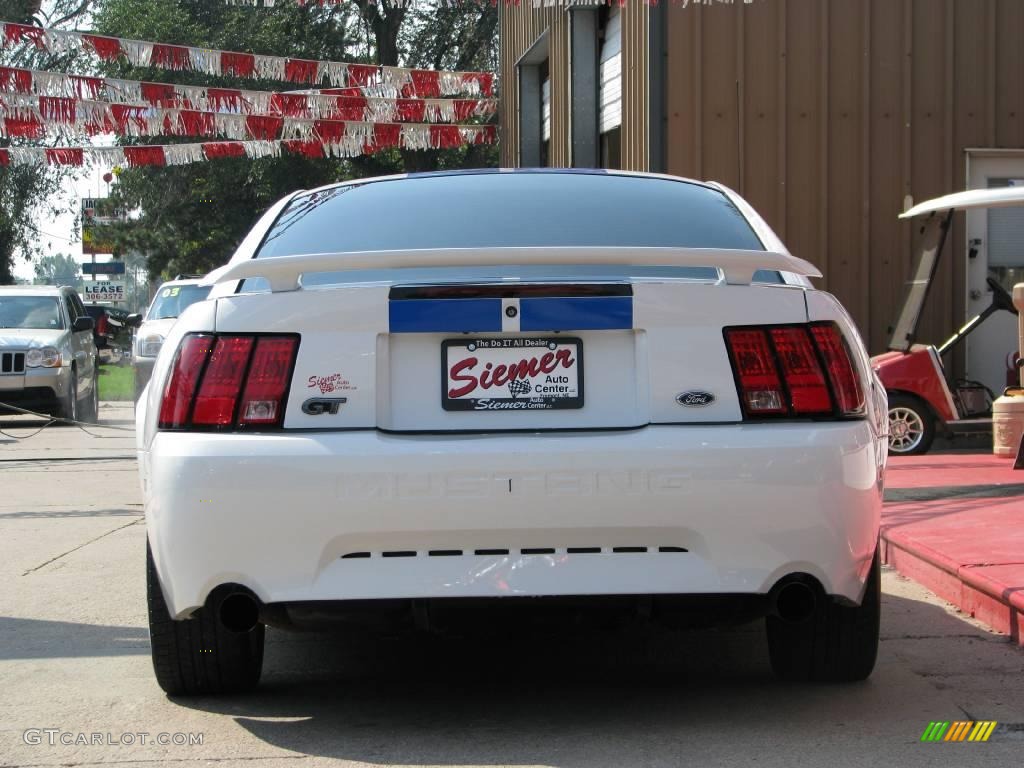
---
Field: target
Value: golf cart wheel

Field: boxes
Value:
[887,394,935,455]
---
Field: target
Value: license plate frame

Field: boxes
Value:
[442,337,584,412]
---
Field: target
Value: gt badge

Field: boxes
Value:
[302,397,347,415]
[676,391,715,407]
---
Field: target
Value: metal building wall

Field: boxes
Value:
[665,0,1024,356]
[499,4,650,172]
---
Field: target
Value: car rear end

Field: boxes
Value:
[137,171,887,694]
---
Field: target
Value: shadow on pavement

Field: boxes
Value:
[164,589,1020,763]
[0,616,149,660]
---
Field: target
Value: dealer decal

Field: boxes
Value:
[307,373,357,394]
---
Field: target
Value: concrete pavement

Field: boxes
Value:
[1,405,1022,767]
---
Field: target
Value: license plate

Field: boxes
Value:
[442,337,584,411]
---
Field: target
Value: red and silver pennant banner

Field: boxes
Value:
[0,21,495,97]
[0,68,497,123]
[0,127,496,168]
[0,93,497,145]
[229,1,751,6]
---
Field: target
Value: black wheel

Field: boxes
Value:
[146,542,264,695]
[56,370,78,424]
[886,394,935,455]
[766,550,881,683]
[81,364,100,424]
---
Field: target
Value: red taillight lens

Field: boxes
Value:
[725,323,865,419]
[724,329,787,415]
[192,336,254,426]
[238,337,298,425]
[811,323,865,415]
[769,327,832,414]
[158,333,298,430]
[158,334,213,428]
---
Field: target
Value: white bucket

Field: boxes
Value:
[992,394,1024,457]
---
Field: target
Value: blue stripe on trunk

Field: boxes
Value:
[520,297,633,331]
[388,298,502,333]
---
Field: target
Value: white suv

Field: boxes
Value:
[137,170,888,695]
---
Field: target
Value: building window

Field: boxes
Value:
[516,33,549,168]
[599,4,622,169]
[541,64,551,167]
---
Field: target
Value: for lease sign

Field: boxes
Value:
[84,281,125,303]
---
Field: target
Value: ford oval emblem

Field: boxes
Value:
[676,391,715,408]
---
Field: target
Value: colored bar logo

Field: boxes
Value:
[920,721,997,742]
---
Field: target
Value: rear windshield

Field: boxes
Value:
[146,284,211,320]
[255,173,765,257]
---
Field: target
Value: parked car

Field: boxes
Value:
[128,276,211,399]
[84,304,132,363]
[872,186,1024,455]
[0,285,98,422]
[137,170,888,695]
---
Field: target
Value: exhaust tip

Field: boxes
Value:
[219,592,260,633]
[774,581,817,622]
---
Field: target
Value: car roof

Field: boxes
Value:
[156,278,205,288]
[0,284,69,296]
[901,186,1024,218]
[297,167,719,200]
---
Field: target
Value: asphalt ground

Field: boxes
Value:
[1,404,1022,767]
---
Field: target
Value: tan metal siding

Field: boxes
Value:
[499,8,570,168]
[664,0,1024,357]
[620,3,649,172]
[500,5,649,171]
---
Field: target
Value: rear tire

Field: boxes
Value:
[887,394,935,455]
[766,550,880,682]
[146,542,264,695]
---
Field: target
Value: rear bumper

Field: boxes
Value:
[141,423,884,618]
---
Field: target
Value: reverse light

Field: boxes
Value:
[25,346,61,368]
[158,333,299,430]
[725,322,865,419]
[138,333,165,358]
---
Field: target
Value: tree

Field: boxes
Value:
[89,0,498,279]
[0,0,92,284]
[33,252,82,289]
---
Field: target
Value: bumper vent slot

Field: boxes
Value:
[340,546,688,560]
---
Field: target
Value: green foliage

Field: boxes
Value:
[33,252,82,289]
[0,0,88,284]
[91,0,498,279]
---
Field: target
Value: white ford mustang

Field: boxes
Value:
[137,169,888,694]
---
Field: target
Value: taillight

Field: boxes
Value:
[724,329,787,415]
[811,323,865,415]
[725,322,865,419]
[158,333,298,430]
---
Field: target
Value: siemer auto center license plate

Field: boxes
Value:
[442,337,584,411]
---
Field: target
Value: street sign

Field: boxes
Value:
[83,281,126,303]
[81,261,126,275]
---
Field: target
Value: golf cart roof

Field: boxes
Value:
[901,186,1024,218]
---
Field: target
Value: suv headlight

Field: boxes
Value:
[138,334,164,358]
[25,347,61,368]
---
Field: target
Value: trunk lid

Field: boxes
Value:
[210,253,814,431]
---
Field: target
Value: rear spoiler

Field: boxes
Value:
[204,247,822,293]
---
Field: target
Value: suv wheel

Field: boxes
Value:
[146,543,264,695]
[81,366,100,423]
[57,371,78,423]
[766,550,880,682]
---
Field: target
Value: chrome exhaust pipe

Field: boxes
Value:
[773,581,817,622]
[218,592,261,633]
